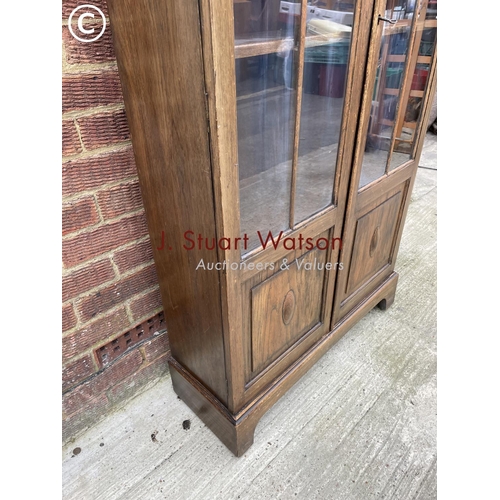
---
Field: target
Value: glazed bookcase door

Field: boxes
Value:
[234,0,357,251]
[222,0,375,409]
[332,0,436,323]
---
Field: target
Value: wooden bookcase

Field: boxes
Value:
[107,0,437,456]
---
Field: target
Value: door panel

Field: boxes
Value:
[335,175,411,321]
[332,0,436,325]
[241,228,337,400]
[223,0,376,411]
[251,246,327,375]
[345,190,402,297]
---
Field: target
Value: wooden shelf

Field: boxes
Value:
[383,88,424,98]
[387,55,432,64]
[379,118,418,129]
[234,33,349,59]
[235,36,295,59]
[305,34,350,49]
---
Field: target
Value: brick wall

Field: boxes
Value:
[62,0,170,443]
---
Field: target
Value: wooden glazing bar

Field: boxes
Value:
[289,0,308,229]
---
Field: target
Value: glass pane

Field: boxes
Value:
[419,27,436,56]
[294,2,355,224]
[426,0,437,19]
[359,0,415,188]
[234,0,301,253]
[388,63,429,169]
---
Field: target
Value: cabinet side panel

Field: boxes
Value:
[107,0,227,402]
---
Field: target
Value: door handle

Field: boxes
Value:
[378,15,397,24]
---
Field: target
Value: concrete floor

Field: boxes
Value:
[62,135,437,500]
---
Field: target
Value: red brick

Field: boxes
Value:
[113,239,154,273]
[62,393,110,443]
[62,196,99,236]
[63,25,115,64]
[77,109,130,151]
[62,120,82,156]
[62,212,148,268]
[62,307,129,361]
[63,349,142,416]
[62,0,108,18]
[62,354,96,392]
[142,332,170,362]
[107,352,170,405]
[62,147,137,197]
[62,303,78,332]
[63,70,123,112]
[97,180,143,220]
[130,287,163,322]
[62,258,116,302]
[77,264,159,322]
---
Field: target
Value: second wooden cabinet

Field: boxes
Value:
[107,0,437,456]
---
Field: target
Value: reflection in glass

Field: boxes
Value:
[234,1,300,252]
[389,0,437,170]
[388,63,427,170]
[294,11,354,224]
